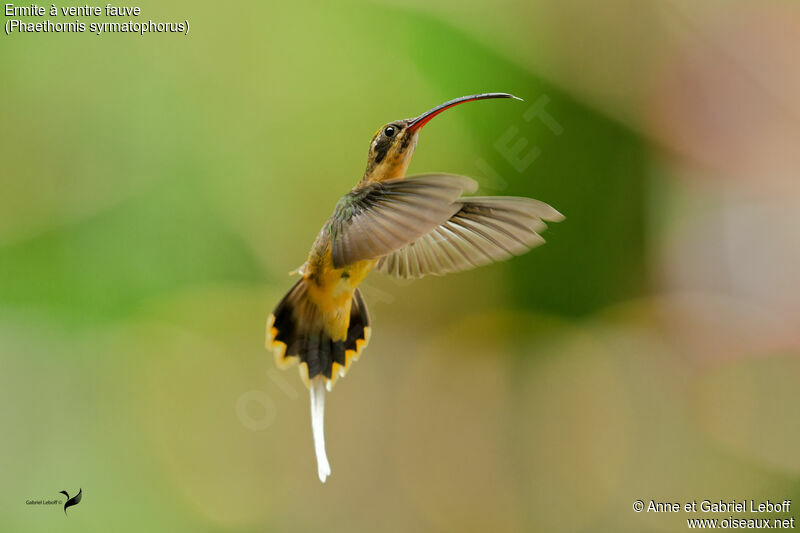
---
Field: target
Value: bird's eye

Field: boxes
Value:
[384,126,396,137]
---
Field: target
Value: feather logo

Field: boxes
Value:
[58,488,82,515]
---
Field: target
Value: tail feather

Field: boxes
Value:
[329,288,371,389]
[266,278,371,482]
[266,279,370,388]
[310,378,331,482]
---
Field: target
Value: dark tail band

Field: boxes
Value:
[266,279,370,389]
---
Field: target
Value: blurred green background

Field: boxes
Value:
[2,1,799,531]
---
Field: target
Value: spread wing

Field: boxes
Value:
[375,196,563,279]
[330,174,478,268]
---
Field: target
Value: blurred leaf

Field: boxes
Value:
[0,179,265,326]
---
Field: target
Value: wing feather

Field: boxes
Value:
[375,196,563,279]
[330,174,477,268]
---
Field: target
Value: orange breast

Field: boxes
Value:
[305,252,375,341]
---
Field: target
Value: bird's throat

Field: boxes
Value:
[362,135,417,183]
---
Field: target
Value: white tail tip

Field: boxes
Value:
[310,379,331,483]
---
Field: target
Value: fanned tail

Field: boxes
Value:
[266,279,371,388]
[266,279,371,482]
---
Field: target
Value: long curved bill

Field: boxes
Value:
[407,92,522,133]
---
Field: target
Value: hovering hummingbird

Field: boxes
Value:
[266,93,563,482]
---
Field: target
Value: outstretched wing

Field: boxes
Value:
[330,174,477,268]
[375,196,563,279]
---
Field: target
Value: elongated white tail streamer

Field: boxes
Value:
[310,378,331,483]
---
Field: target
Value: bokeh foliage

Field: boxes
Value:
[2,1,798,532]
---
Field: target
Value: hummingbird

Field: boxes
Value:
[266,93,563,482]
[58,488,82,515]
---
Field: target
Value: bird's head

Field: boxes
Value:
[361,92,521,182]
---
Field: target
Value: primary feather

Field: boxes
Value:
[375,195,564,279]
